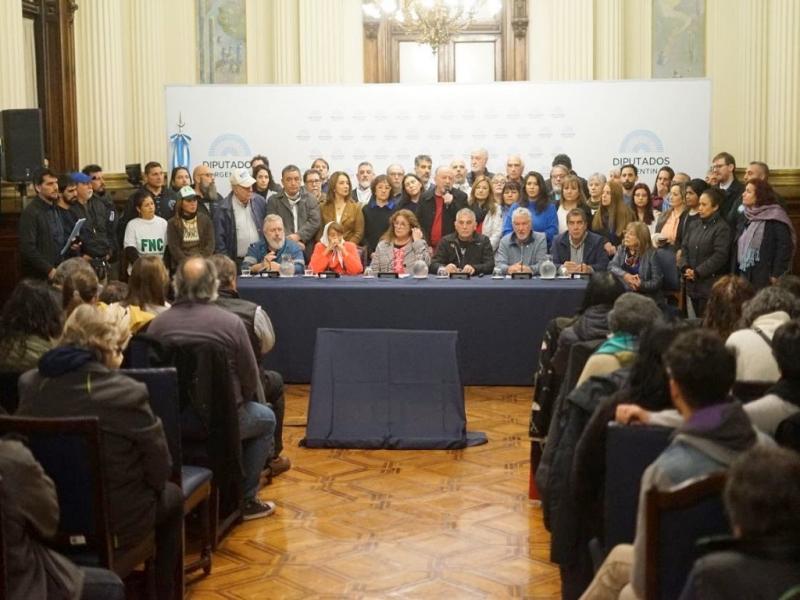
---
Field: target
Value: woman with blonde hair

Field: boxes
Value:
[592,179,634,257]
[609,221,664,303]
[468,175,503,250]
[108,256,171,334]
[318,171,364,244]
[654,181,689,250]
[369,209,430,274]
[558,174,593,235]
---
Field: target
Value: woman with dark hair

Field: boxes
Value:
[362,174,397,255]
[165,187,215,270]
[397,173,424,215]
[678,188,732,316]
[123,189,168,274]
[168,166,191,193]
[318,171,364,244]
[369,209,430,274]
[651,166,674,212]
[467,175,503,250]
[702,275,755,339]
[592,180,634,257]
[62,267,100,317]
[309,222,363,275]
[682,178,708,237]
[499,180,520,223]
[250,154,282,193]
[734,179,795,289]
[551,271,626,376]
[631,183,659,236]
[502,171,558,246]
[0,280,62,372]
[252,164,277,201]
[609,222,664,303]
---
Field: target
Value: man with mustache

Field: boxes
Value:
[242,214,305,275]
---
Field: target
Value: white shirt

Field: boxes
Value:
[232,198,259,258]
[123,216,168,273]
[356,186,372,207]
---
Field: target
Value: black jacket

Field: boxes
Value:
[70,196,112,259]
[18,196,63,279]
[717,178,744,225]
[679,211,732,298]
[734,217,794,290]
[429,232,494,274]
[418,188,468,244]
[550,230,610,273]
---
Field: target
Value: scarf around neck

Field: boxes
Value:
[738,204,796,271]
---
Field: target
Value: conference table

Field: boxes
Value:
[238,274,587,386]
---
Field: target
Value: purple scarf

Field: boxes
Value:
[737,204,796,271]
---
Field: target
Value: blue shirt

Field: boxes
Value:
[243,238,305,275]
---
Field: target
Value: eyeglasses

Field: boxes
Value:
[711,163,727,170]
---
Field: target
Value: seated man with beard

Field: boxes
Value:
[242,214,305,275]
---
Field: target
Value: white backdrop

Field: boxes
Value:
[165,80,711,195]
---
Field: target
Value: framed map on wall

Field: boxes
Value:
[652,0,705,78]
[197,0,247,83]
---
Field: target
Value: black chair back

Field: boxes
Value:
[604,422,672,554]
[645,471,729,600]
[121,368,182,483]
[0,416,113,567]
[0,372,22,415]
[776,411,800,452]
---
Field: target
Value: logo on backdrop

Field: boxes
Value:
[613,129,671,176]
[203,133,252,180]
[169,114,192,171]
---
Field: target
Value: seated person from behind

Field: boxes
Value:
[0,279,62,373]
[679,445,800,600]
[16,305,182,600]
[242,214,305,275]
[0,436,126,600]
[429,208,494,275]
[581,329,761,600]
[309,222,363,275]
[551,208,610,275]
[495,207,547,275]
[145,257,278,520]
[369,209,430,274]
[608,221,664,303]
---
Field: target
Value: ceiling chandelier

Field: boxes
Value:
[363,0,502,52]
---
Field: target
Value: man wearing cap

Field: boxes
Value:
[69,171,113,277]
[213,168,267,265]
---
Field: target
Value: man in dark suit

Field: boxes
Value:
[419,165,468,249]
[550,208,610,274]
[712,151,744,225]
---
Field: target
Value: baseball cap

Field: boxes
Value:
[230,168,256,188]
[70,171,92,184]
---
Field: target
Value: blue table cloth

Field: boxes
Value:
[238,275,587,385]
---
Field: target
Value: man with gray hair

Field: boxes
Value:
[429,207,494,275]
[419,165,468,248]
[386,163,405,201]
[210,254,291,479]
[243,214,305,275]
[495,207,547,275]
[468,148,493,186]
[147,256,278,520]
[352,161,375,206]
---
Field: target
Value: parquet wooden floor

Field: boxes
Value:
[187,385,560,599]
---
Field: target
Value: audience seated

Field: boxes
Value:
[369,209,430,274]
[210,255,291,478]
[309,222,363,275]
[61,264,101,317]
[243,214,305,275]
[467,174,503,251]
[16,305,182,600]
[609,222,664,304]
[581,329,761,600]
[0,280,62,373]
[701,275,755,339]
[495,207,547,275]
[744,319,800,436]
[576,293,662,386]
[429,208,494,276]
[551,208,610,275]
[107,256,170,334]
[0,436,126,600]
[146,257,278,519]
[725,286,799,391]
[679,445,800,600]
[98,280,128,304]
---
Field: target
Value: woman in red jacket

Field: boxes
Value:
[309,222,363,275]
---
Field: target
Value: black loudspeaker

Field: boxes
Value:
[0,109,44,182]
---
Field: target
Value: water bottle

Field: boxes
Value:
[279,254,295,277]
[539,254,556,279]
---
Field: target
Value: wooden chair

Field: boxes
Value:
[644,471,729,600]
[122,367,213,578]
[0,416,157,595]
